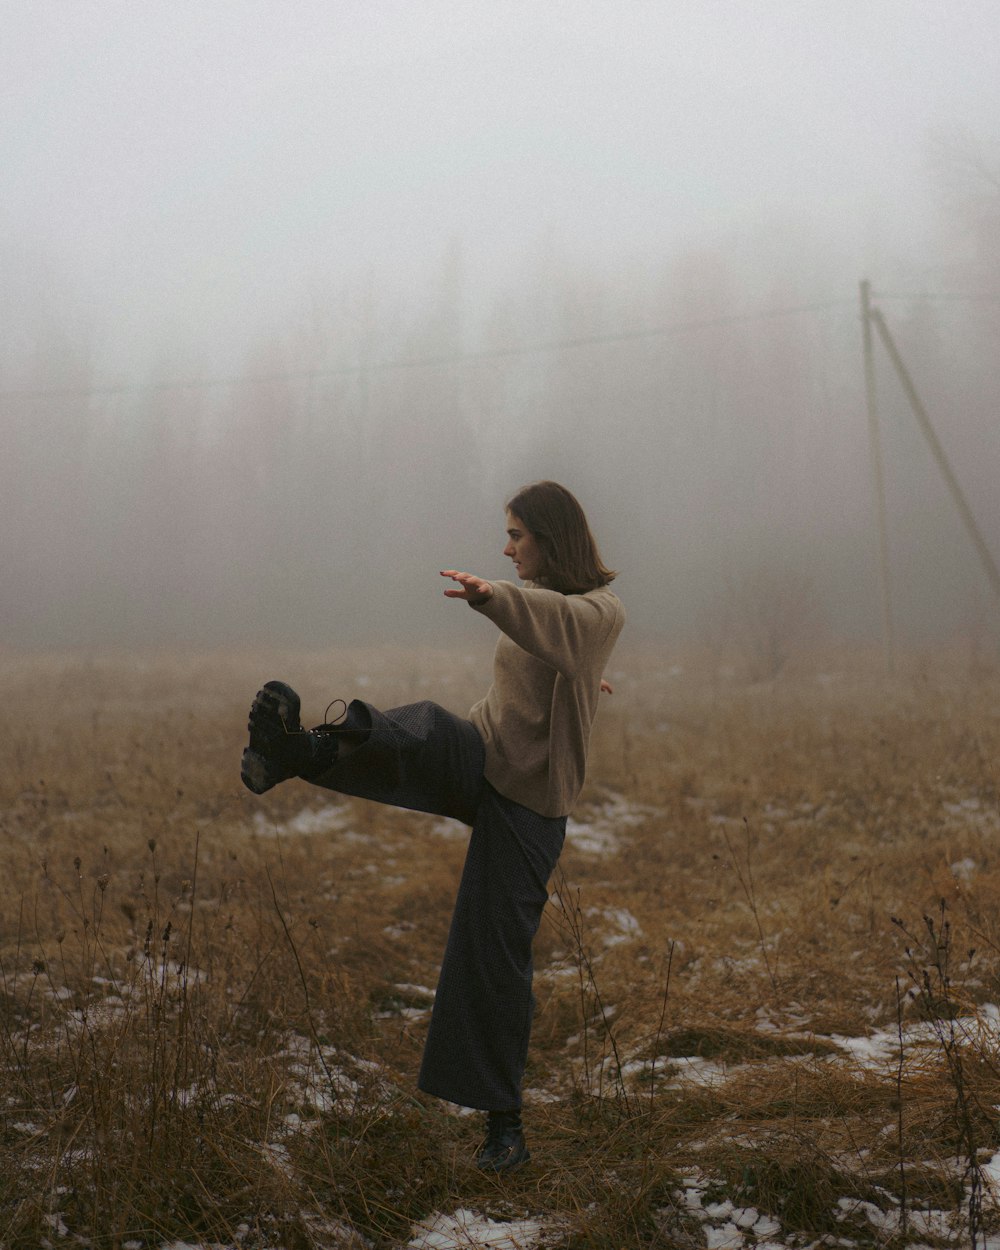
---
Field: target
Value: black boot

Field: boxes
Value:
[475,1109,530,1173]
[240,681,338,794]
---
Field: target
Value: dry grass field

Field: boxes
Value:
[2,641,1000,1249]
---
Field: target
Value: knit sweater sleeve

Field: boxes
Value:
[470,580,620,677]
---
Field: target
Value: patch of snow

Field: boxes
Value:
[983,1149,1000,1197]
[376,1005,431,1021]
[253,804,352,838]
[68,996,129,1031]
[663,1057,737,1088]
[537,965,578,983]
[826,1008,1000,1069]
[704,1224,743,1249]
[383,921,417,938]
[590,906,642,947]
[951,857,977,881]
[676,1175,784,1249]
[908,1207,970,1240]
[566,795,659,856]
[565,818,619,856]
[707,815,746,832]
[522,1086,561,1103]
[944,797,981,814]
[614,1059,649,1082]
[829,1027,901,1067]
[762,804,791,820]
[159,1242,246,1250]
[430,817,469,839]
[942,797,999,830]
[43,1212,70,1238]
[262,1141,293,1176]
[408,1208,545,1249]
[713,954,763,977]
[394,982,436,999]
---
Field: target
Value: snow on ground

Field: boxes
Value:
[35,1006,1000,1250]
[431,815,472,839]
[565,795,659,856]
[254,793,659,856]
[252,803,353,838]
[583,904,643,948]
[672,1170,1000,1250]
[942,796,999,830]
[124,1169,1000,1250]
[661,1055,745,1088]
[676,1177,784,1249]
[375,981,436,1021]
[43,795,1000,1249]
[408,1208,550,1249]
[828,1002,1000,1070]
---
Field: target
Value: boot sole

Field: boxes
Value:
[243,681,303,793]
[241,747,278,794]
[476,1144,531,1173]
[248,681,302,751]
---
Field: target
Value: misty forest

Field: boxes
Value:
[2,142,999,653]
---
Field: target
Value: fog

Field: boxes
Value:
[2,2,999,651]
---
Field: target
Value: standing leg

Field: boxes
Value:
[417,784,566,1114]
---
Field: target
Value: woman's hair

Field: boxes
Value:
[505,480,616,594]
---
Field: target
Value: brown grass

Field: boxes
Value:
[1,640,1000,1247]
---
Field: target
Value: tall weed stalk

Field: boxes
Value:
[550,867,636,1118]
[893,901,995,1249]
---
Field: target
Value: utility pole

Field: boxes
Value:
[869,305,1000,602]
[860,280,896,673]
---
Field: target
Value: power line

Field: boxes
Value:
[0,297,852,403]
[872,291,1000,304]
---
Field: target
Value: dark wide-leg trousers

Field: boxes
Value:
[308,699,567,1111]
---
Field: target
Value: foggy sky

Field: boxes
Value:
[3,1,998,374]
[2,2,999,652]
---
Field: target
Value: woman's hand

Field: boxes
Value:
[600,678,614,694]
[440,570,494,605]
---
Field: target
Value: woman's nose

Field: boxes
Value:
[503,541,514,557]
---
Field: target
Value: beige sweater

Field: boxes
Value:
[468,580,625,817]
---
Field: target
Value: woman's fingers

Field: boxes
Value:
[440,569,492,602]
[441,569,477,588]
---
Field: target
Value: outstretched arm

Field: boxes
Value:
[440,569,493,605]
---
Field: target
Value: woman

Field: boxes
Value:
[241,480,624,1171]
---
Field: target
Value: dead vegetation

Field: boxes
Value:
[1,641,999,1247]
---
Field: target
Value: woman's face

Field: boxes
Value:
[503,511,543,582]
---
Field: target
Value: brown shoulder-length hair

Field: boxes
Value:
[506,481,617,594]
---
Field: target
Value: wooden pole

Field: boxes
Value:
[860,280,896,672]
[869,306,1000,601]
